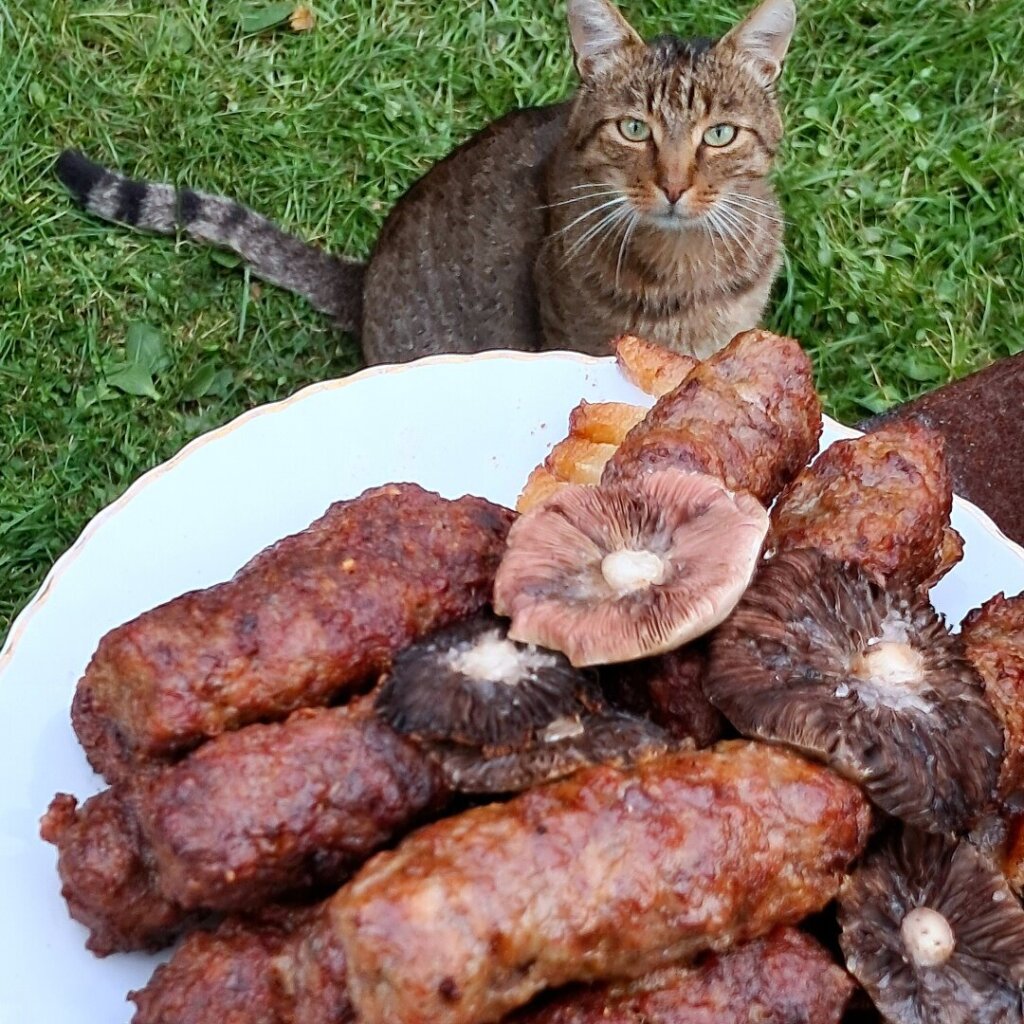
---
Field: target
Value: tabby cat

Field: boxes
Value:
[57,0,795,364]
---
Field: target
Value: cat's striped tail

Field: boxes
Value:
[56,150,364,334]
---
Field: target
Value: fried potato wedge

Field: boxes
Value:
[568,401,648,445]
[545,437,618,485]
[614,334,697,397]
[517,466,569,514]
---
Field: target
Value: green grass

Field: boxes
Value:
[2,0,1022,641]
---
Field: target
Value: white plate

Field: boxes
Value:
[2,350,1023,1023]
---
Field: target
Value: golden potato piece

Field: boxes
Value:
[568,401,647,445]
[614,334,697,397]
[545,438,619,485]
[517,466,568,514]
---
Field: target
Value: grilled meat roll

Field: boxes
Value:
[962,591,1024,799]
[72,483,513,782]
[336,741,870,1024]
[511,927,854,1024]
[129,920,852,1024]
[129,903,354,1024]
[769,421,962,590]
[41,696,447,955]
[601,329,821,505]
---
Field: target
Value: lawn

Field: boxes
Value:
[2,0,1022,641]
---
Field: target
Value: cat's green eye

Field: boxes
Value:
[702,124,738,148]
[617,117,651,143]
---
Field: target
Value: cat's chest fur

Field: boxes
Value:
[360,101,781,364]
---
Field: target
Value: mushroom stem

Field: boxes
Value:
[601,549,668,594]
[900,906,955,968]
[850,642,933,714]
[858,642,926,688]
[448,632,558,686]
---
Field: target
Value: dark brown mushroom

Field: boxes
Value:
[375,610,604,750]
[704,548,1002,833]
[493,469,769,666]
[429,710,672,793]
[838,826,1024,1023]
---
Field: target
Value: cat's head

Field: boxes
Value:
[560,0,794,234]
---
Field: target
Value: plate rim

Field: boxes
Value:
[4,348,1023,671]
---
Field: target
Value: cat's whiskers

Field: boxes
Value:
[566,203,632,259]
[542,190,621,210]
[705,207,743,253]
[726,194,780,211]
[562,201,633,266]
[568,182,620,191]
[719,195,786,227]
[614,210,640,290]
[551,195,628,240]
[715,202,765,238]
[701,220,722,271]
[712,201,756,240]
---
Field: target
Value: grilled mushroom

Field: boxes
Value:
[431,710,672,793]
[705,548,1002,833]
[375,610,603,750]
[493,469,768,666]
[839,826,1024,1024]
[375,611,671,794]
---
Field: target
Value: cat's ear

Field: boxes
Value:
[719,0,796,87]
[567,0,643,80]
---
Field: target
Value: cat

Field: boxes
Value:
[56,0,794,364]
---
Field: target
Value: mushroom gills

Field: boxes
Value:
[375,611,604,750]
[431,710,672,794]
[705,549,1003,833]
[839,825,1024,1024]
[494,469,769,666]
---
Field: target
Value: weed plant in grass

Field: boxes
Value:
[1,0,1022,640]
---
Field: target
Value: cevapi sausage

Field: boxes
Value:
[129,918,853,1024]
[41,696,447,954]
[71,483,513,781]
[602,329,821,504]
[335,741,870,1024]
[511,927,854,1024]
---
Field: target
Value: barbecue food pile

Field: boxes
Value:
[40,330,1024,1024]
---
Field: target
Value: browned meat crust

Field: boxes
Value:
[511,928,854,1024]
[39,788,196,957]
[998,815,1024,895]
[41,696,448,954]
[769,421,961,590]
[601,644,723,748]
[602,330,822,504]
[962,592,1024,798]
[130,917,852,1024]
[335,742,871,1024]
[130,904,355,1024]
[72,483,513,782]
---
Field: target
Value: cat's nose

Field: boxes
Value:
[661,184,687,205]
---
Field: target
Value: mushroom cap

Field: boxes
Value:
[493,470,769,667]
[427,710,673,793]
[375,611,603,749]
[838,826,1024,1024]
[704,548,1003,833]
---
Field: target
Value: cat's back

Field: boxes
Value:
[361,103,569,364]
